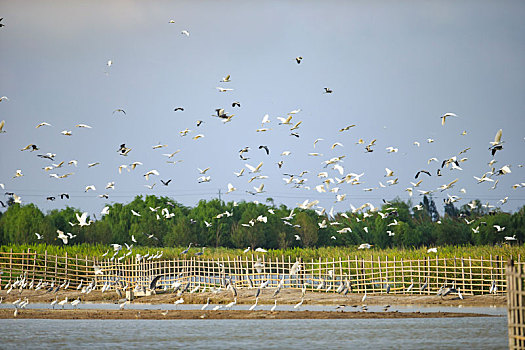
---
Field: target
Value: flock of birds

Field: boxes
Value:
[0,17,523,252]
[2,254,501,316]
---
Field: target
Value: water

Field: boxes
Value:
[0,317,507,349]
[0,302,508,316]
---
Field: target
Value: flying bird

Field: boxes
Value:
[415,170,431,179]
[36,122,52,128]
[259,145,270,155]
[295,56,303,64]
[441,112,457,125]
[324,87,333,93]
[75,123,92,128]
[113,109,126,115]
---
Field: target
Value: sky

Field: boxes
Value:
[0,0,524,217]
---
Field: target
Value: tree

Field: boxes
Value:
[294,211,318,247]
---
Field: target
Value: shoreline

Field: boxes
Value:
[0,308,499,320]
[0,288,506,307]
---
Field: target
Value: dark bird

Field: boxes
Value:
[437,169,442,176]
[5,192,14,196]
[239,146,250,159]
[99,194,109,199]
[258,145,270,155]
[232,101,241,108]
[149,275,163,290]
[324,87,333,94]
[489,144,503,156]
[277,161,283,168]
[290,132,300,138]
[161,179,171,186]
[174,107,184,112]
[215,108,227,118]
[59,193,69,200]
[365,145,374,153]
[181,243,193,254]
[415,170,431,179]
[0,18,5,28]
[295,56,303,64]
[196,120,204,127]
[0,200,5,207]
[46,196,56,201]
[21,144,39,152]
[37,154,55,160]
[117,143,131,156]
[113,109,126,115]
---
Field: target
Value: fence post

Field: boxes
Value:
[9,248,12,281]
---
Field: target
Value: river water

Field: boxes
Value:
[0,305,508,349]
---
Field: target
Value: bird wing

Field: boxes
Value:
[494,129,502,144]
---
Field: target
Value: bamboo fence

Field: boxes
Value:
[0,249,519,296]
[507,259,525,350]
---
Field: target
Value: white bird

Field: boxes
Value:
[494,225,505,232]
[270,300,277,312]
[75,123,92,129]
[225,298,237,309]
[490,129,503,146]
[358,243,373,249]
[144,169,160,180]
[427,247,438,253]
[249,297,259,311]
[36,122,52,128]
[50,296,58,309]
[131,210,141,217]
[57,230,68,244]
[71,298,81,308]
[253,183,265,194]
[505,235,517,241]
[58,297,69,309]
[385,146,398,153]
[245,162,264,173]
[76,212,89,226]
[441,112,457,125]
[384,168,394,177]
[255,247,267,253]
[35,232,43,240]
[294,298,304,309]
[200,297,210,310]
[216,87,233,92]
[85,185,96,192]
[101,206,110,215]
[181,30,190,36]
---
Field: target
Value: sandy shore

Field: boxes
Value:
[0,288,507,308]
[0,308,497,320]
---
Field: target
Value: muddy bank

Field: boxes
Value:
[0,288,506,307]
[0,308,497,320]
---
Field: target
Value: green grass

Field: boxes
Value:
[1,243,523,262]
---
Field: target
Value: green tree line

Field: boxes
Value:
[0,195,523,249]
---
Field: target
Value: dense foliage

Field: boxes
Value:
[0,195,523,250]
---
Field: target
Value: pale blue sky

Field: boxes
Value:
[0,0,524,216]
